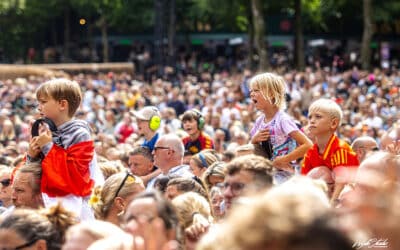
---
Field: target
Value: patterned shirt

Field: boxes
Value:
[301,134,359,175]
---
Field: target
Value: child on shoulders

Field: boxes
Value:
[27,78,104,220]
[249,72,313,183]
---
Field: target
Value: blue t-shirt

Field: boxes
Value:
[141,133,159,151]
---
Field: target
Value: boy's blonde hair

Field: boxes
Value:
[249,72,287,110]
[36,78,82,117]
[309,98,343,128]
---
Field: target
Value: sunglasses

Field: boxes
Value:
[0,178,11,187]
[114,172,138,199]
[153,146,171,151]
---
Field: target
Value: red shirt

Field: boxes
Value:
[301,134,359,175]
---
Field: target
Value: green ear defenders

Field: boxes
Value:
[192,109,205,130]
[149,107,161,131]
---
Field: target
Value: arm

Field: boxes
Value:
[273,130,313,169]
[250,129,270,144]
[330,183,345,204]
[140,169,162,186]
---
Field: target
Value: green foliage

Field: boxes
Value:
[373,0,400,22]
[179,0,250,32]
[1,0,400,61]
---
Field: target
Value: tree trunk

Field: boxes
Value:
[294,0,305,70]
[247,5,255,71]
[167,0,176,66]
[100,16,109,62]
[361,0,373,70]
[87,20,96,62]
[154,0,164,69]
[251,0,269,71]
[63,7,70,62]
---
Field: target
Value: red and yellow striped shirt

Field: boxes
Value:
[301,134,359,175]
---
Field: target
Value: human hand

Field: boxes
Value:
[185,214,210,250]
[251,129,270,144]
[35,123,53,148]
[273,156,294,173]
[125,217,179,250]
[385,140,400,155]
[185,222,209,241]
[28,137,41,158]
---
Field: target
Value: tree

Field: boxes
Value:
[360,0,373,70]
[294,0,304,70]
[251,0,269,71]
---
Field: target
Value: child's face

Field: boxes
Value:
[182,118,199,136]
[307,109,337,136]
[189,158,203,177]
[37,96,62,122]
[249,86,272,110]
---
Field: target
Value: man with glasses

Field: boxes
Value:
[222,155,274,211]
[149,134,193,189]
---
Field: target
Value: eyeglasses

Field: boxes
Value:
[222,182,245,195]
[0,178,11,187]
[153,146,171,151]
[114,172,137,199]
[13,238,39,250]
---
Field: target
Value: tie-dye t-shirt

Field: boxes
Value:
[250,110,299,160]
[250,110,300,184]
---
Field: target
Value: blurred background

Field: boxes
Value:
[0,0,399,72]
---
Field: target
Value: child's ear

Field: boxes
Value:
[330,118,339,130]
[59,99,68,110]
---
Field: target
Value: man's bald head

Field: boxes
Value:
[351,136,379,162]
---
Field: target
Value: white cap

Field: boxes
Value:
[131,106,160,121]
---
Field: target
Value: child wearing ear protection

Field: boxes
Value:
[249,73,313,183]
[181,109,214,155]
[131,106,162,151]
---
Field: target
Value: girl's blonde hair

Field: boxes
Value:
[249,72,287,110]
[171,191,212,229]
[192,151,219,169]
[90,172,144,219]
[98,160,125,180]
[202,161,226,191]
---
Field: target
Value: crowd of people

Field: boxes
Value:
[0,59,399,250]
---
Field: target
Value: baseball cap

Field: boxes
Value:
[131,106,160,121]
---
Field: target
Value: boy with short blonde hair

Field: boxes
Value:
[28,78,104,220]
[301,98,359,201]
[301,98,358,174]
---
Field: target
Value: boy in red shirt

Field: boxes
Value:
[301,98,359,200]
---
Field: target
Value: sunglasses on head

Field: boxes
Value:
[0,178,11,187]
[114,172,138,199]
